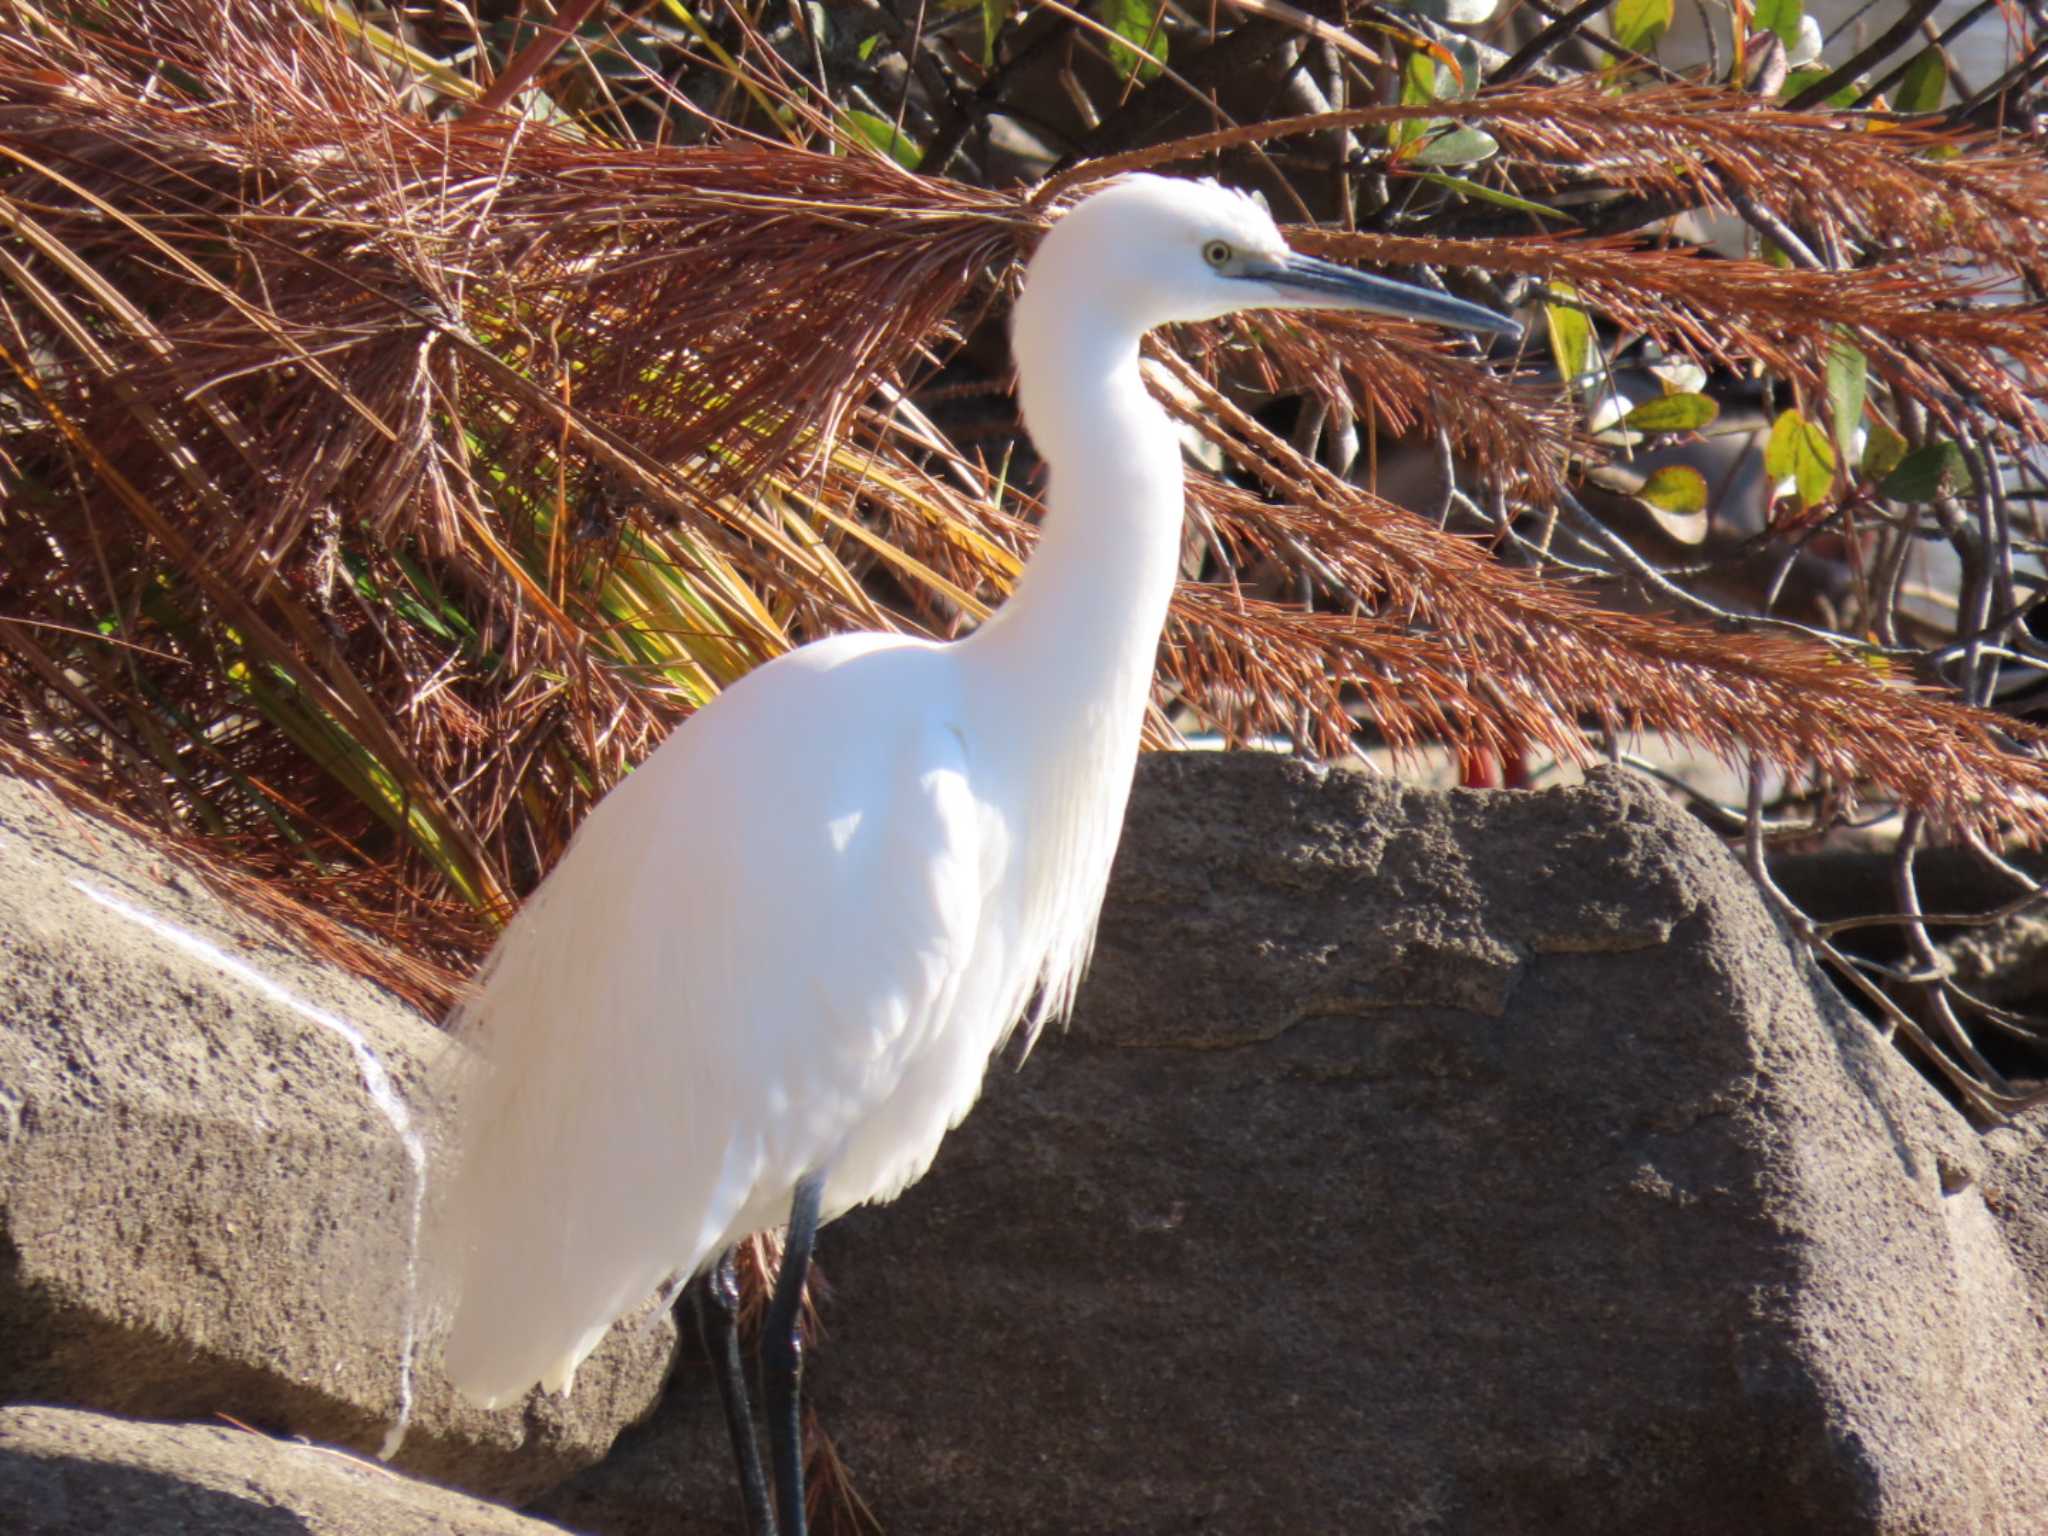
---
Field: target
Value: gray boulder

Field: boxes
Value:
[8,753,2045,1535]
[1984,1112,2048,1324]
[546,756,2048,1535]
[0,772,672,1505]
[0,1403,574,1534]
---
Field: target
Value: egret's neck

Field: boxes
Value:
[940,259,1190,1040]
[970,301,1185,695]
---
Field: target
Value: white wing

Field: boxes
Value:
[431,635,992,1405]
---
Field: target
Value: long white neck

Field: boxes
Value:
[954,285,1186,1037]
[966,295,1185,703]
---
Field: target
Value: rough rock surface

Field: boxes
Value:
[1984,1112,2048,1327]
[0,772,672,1505]
[546,755,2048,1536]
[1946,911,2048,1014]
[8,755,2047,1535]
[0,1404,574,1534]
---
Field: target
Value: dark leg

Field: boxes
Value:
[694,1249,778,1536]
[763,1172,824,1536]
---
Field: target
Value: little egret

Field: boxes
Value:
[431,173,1516,1534]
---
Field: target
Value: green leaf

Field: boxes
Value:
[1895,46,1946,113]
[1753,0,1803,46]
[980,0,1014,67]
[1782,65,1860,107]
[857,30,883,61]
[1640,465,1709,516]
[1391,50,1437,152]
[1545,285,1592,384]
[1446,38,1485,96]
[1622,392,1720,432]
[1765,408,1836,507]
[1824,331,1866,464]
[1409,125,1499,167]
[1879,441,1974,502]
[1391,52,1495,166]
[1400,47,1439,104]
[838,109,922,169]
[1417,172,1574,221]
[1610,0,1673,53]
[1099,0,1167,83]
[1860,417,1908,482]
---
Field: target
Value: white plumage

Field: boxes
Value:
[429,174,1515,1421]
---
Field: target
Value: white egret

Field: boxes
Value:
[431,173,1516,1535]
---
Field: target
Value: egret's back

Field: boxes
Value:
[433,633,1042,1404]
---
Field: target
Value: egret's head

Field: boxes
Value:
[1023,173,1519,339]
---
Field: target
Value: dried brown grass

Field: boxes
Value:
[1,0,2045,1046]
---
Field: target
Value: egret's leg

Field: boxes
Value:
[694,1249,777,1536]
[763,1171,824,1536]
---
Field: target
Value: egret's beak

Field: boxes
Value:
[1247,252,1520,339]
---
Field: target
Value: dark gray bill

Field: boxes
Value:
[1246,252,1520,338]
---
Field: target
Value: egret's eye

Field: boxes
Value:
[1202,239,1233,270]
